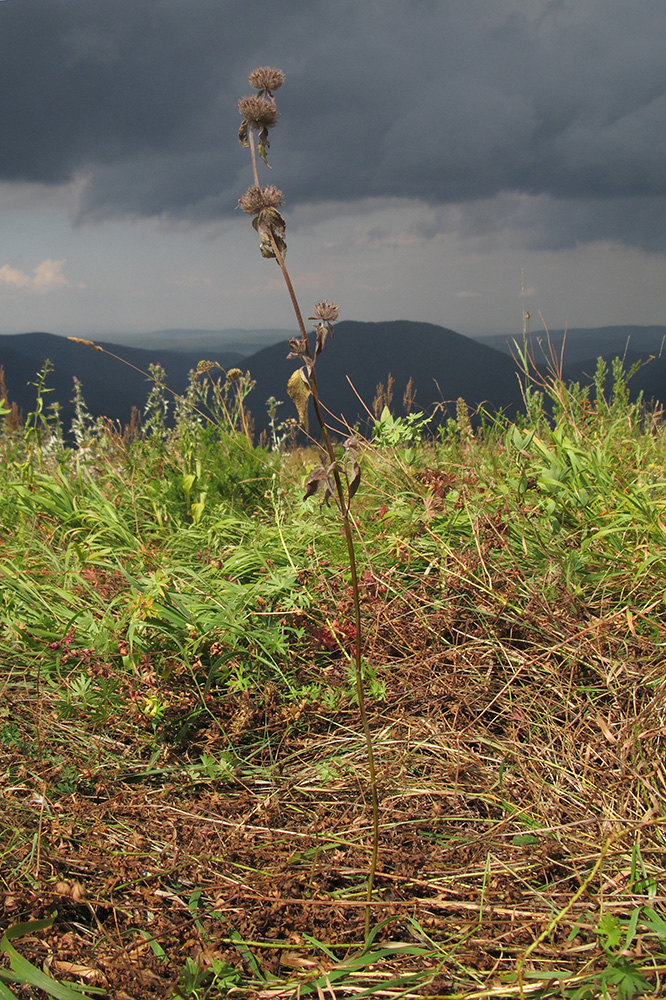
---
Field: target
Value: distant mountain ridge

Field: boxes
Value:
[240,320,527,434]
[0,332,243,430]
[477,324,666,405]
[102,327,290,354]
[477,325,666,365]
[0,322,526,435]
[1,322,665,438]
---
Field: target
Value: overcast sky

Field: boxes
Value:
[1,0,665,341]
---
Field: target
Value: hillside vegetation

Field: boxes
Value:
[0,355,665,999]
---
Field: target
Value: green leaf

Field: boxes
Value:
[139,929,168,963]
[641,906,666,939]
[228,929,264,981]
[512,834,540,846]
[1,916,97,999]
[602,956,651,999]
[625,907,640,948]
[182,473,196,495]
[598,911,623,950]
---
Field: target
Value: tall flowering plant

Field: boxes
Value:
[237,67,379,936]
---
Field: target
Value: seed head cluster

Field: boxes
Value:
[248,66,285,96]
[311,301,340,323]
[237,95,280,130]
[238,185,284,215]
[237,71,342,327]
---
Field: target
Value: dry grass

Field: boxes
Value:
[2,568,665,998]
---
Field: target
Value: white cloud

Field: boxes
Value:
[32,258,69,292]
[0,264,30,289]
[0,258,69,294]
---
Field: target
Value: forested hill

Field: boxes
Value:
[242,319,527,433]
[2,321,666,434]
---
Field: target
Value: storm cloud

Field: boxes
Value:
[2,0,666,250]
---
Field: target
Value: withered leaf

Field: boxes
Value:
[286,367,311,430]
[253,207,287,258]
[304,462,338,505]
[344,436,362,503]
[347,459,361,502]
[257,126,272,166]
[315,322,328,359]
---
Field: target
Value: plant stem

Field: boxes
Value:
[248,127,260,188]
[236,387,252,445]
[268,228,379,938]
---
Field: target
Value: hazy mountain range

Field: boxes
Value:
[105,328,288,355]
[1,322,665,438]
[477,325,666,366]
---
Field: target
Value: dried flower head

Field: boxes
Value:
[311,301,340,323]
[237,95,280,130]
[226,368,243,382]
[238,184,284,215]
[195,360,218,374]
[309,302,340,359]
[248,67,285,95]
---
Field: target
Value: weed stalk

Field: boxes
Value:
[237,67,379,937]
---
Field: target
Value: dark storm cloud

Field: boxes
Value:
[2,0,666,248]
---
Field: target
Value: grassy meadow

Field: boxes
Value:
[0,351,665,999]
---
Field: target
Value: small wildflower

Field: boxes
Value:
[238,95,280,130]
[311,301,340,323]
[195,360,219,374]
[248,67,285,96]
[226,368,243,382]
[238,184,284,215]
